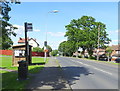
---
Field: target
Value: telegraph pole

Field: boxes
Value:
[97,25,100,60]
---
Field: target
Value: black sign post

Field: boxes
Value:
[24,22,33,64]
[24,22,28,64]
[18,22,33,81]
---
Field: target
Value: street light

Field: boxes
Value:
[44,10,59,62]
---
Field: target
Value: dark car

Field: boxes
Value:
[99,54,111,61]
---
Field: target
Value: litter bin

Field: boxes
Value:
[18,60,28,80]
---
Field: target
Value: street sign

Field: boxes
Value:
[44,49,48,53]
[44,41,47,46]
[26,23,33,31]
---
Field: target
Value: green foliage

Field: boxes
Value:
[32,47,43,52]
[106,47,112,56]
[1,56,46,90]
[0,1,19,49]
[51,50,58,56]
[42,45,52,52]
[47,45,52,52]
[65,16,111,57]
[58,41,77,56]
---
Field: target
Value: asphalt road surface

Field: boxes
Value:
[56,57,119,90]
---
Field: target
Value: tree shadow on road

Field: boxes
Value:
[26,66,93,90]
[61,66,94,86]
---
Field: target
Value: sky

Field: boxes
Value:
[9,2,118,50]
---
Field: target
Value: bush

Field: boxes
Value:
[89,56,96,60]
[32,47,43,52]
[51,50,58,56]
[78,55,82,58]
[73,55,76,57]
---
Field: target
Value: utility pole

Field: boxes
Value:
[97,25,100,60]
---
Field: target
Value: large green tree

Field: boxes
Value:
[58,41,77,56]
[0,1,20,49]
[65,16,111,57]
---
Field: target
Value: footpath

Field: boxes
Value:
[26,57,71,90]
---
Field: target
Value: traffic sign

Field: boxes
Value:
[44,41,47,46]
[27,23,33,31]
[44,49,48,52]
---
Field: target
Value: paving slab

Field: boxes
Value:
[26,57,71,90]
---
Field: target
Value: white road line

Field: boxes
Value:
[71,59,112,75]
[93,67,112,75]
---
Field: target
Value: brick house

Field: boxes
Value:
[110,45,120,57]
[18,37,39,48]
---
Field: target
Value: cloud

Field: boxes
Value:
[108,30,119,34]
[47,32,65,37]
[13,25,24,35]
[34,29,41,32]
[13,24,40,35]
[109,39,118,46]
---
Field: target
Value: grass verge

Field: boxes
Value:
[1,56,49,90]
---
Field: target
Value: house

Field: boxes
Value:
[18,37,39,48]
[110,45,120,57]
[93,49,106,56]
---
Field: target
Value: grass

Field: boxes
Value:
[1,56,49,90]
[32,57,45,63]
[2,71,29,90]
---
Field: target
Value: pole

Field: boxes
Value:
[97,25,100,60]
[24,22,28,64]
[44,46,47,62]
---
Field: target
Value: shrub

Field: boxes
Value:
[32,47,43,52]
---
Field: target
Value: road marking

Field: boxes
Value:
[93,67,112,75]
[71,59,112,75]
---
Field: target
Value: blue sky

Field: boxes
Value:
[9,2,118,49]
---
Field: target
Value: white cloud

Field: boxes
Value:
[34,29,41,32]
[108,30,119,33]
[13,24,40,35]
[13,25,24,35]
[47,32,65,37]
[109,39,118,46]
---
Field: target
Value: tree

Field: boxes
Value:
[58,41,77,56]
[46,45,52,52]
[0,1,20,49]
[65,16,111,57]
[106,46,112,62]
[42,45,52,52]
[51,50,58,56]
[32,47,43,52]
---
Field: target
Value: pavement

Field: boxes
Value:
[26,57,71,90]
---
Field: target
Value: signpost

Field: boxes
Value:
[24,22,33,64]
[44,41,47,62]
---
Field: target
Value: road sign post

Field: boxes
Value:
[44,41,47,62]
[24,22,33,64]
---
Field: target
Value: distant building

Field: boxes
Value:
[18,37,39,48]
[110,45,120,56]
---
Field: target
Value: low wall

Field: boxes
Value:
[0,50,13,55]
[0,50,49,57]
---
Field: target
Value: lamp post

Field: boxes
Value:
[44,10,59,62]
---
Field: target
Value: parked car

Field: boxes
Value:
[111,55,120,63]
[98,54,111,61]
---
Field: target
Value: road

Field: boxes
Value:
[56,57,119,89]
